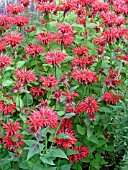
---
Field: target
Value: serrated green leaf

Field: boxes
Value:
[77,125,85,135]
[27,144,39,160]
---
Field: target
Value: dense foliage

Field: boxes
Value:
[0,0,128,169]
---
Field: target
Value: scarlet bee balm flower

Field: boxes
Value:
[4,32,24,48]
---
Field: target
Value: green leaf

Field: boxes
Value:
[57,111,65,116]
[23,93,33,105]
[16,61,26,68]
[27,144,39,161]
[24,140,37,147]
[67,149,79,156]
[3,80,13,87]
[49,147,67,159]
[77,125,85,135]
[61,164,71,170]
[40,156,55,165]
[57,133,72,140]
[95,153,101,162]
[90,159,100,169]
[63,112,75,119]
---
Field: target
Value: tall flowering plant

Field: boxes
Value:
[0,0,128,169]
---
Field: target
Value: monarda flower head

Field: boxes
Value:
[45,50,66,66]
[72,46,89,56]
[40,74,58,89]
[12,16,29,27]
[0,94,16,115]
[104,91,122,104]
[25,43,44,57]
[68,146,89,163]
[104,68,122,87]
[72,69,98,84]
[4,32,24,49]
[36,1,56,14]
[76,96,99,121]
[6,4,24,14]
[14,69,36,85]
[2,120,24,154]
[30,86,46,98]
[26,107,59,135]
[0,54,11,69]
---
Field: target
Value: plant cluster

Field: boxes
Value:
[0,0,128,170]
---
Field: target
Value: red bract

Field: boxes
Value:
[0,54,11,69]
[4,32,24,48]
[104,68,122,87]
[12,16,29,27]
[26,107,59,134]
[68,146,89,163]
[6,4,24,14]
[30,86,46,98]
[40,74,58,89]
[25,44,43,57]
[0,40,6,53]
[15,69,36,84]
[104,91,122,104]
[76,96,99,120]
[72,69,98,84]
[45,50,66,65]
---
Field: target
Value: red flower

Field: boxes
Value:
[52,89,63,102]
[15,69,36,84]
[71,55,94,68]
[36,32,55,44]
[55,118,77,149]
[0,54,11,69]
[2,120,24,153]
[55,129,77,149]
[36,1,56,14]
[104,68,122,87]
[104,91,122,104]
[26,107,59,135]
[6,4,24,14]
[45,50,66,65]
[72,69,98,84]
[0,41,6,53]
[2,120,22,136]
[73,46,89,56]
[30,86,46,98]
[25,44,43,57]
[12,16,29,27]
[0,94,16,115]
[63,89,79,103]
[40,74,58,89]
[76,96,99,120]
[68,146,89,163]
[0,15,9,26]
[4,32,24,48]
